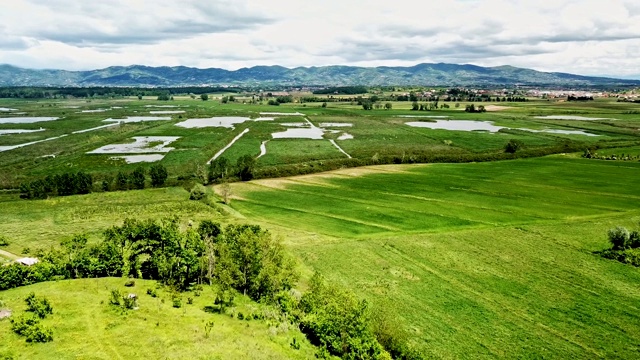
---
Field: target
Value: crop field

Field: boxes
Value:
[1,96,639,188]
[226,155,640,359]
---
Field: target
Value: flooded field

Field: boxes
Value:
[103,116,171,123]
[110,154,165,163]
[534,115,613,121]
[0,129,45,135]
[88,136,180,154]
[0,117,59,124]
[176,117,250,129]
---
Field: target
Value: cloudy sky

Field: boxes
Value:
[1,0,639,77]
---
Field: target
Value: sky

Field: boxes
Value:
[1,0,639,78]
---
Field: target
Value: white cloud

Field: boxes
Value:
[0,0,638,77]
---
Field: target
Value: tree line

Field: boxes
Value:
[19,165,168,199]
[0,86,241,99]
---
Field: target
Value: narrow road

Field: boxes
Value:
[207,128,250,164]
[329,139,352,158]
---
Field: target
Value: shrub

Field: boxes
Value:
[24,293,53,319]
[146,288,157,297]
[505,139,524,153]
[11,316,53,343]
[629,231,640,249]
[122,294,137,310]
[608,226,630,250]
[187,297,193,305]
[0,236,8,247]
[110,289,122,306]
[189,184,207,200]
[124,279,135,287]
[172,297,182,308]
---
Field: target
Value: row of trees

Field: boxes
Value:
[20,172,93,199]
[464,104,487,113]
[0,219,297,301]
[20,165,168,200]
[0,86,240,99]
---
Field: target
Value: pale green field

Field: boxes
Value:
[0,278,317,360]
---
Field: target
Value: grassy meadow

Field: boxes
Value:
[225,155,640,359]
[0,278,316,360]
[1,93,640,358]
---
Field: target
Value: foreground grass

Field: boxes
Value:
[0,278,316,360]
[228,156,640,359]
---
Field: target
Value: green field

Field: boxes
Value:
[0,278,316,359]
[226,156,640,359]
[1,96,639,188]
[1,94,640,359]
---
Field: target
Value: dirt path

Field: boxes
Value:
[0,249,20,260]
[329,139,352,158]
[207,128,250,164]
[257,140,268,158]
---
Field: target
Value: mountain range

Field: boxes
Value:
[0,63,638,87]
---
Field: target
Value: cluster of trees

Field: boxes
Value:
[208,155,256,183]
[20,171,93,199]
[110,164,168,191]
[313,86,368,95]
[411,101,445,111]
[600,225,640,267]
[0,219,297,300]
[267,95,293,106]
[582,149,640,161]
[567,95,594,101]
[0,86,240,99]
[19,165,168,200]
[464,104,487,113]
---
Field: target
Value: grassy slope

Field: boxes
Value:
[228,156,640,359]
[0,278,316,359]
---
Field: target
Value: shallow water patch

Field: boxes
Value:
[0,128,45,135]
[103,116,171,123]
[87,136,180,154]
[176,117,250,129]
[110,154,165,163]
[534,115,613,121]
[0,117,59,124]
[406,120,505,132]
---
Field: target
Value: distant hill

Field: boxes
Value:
[0,63,638,87]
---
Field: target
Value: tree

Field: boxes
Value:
[209,157,231,183]
[115,171,129,190]
[236,155,256,181]
[384,102,392,110]
[149,164,168,187]
[157,93,170,101]
[411,101,419,111]
[361,101,373,110]
[130,167,146,190]
[220,182,232,205]
[321,102,327,108]
[200,94,209,101]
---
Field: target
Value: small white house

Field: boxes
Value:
[15,257,39,266]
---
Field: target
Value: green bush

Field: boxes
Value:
[10,316,53,343]
[24,293,53,319]
[172,297,182,308]
[146,288,157,297]
[608,226,630,250]
[124,279,135,287]
[504,139,524,153]
[0,236,8,247]
[110,289,122,306]
[189,184,207,200]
